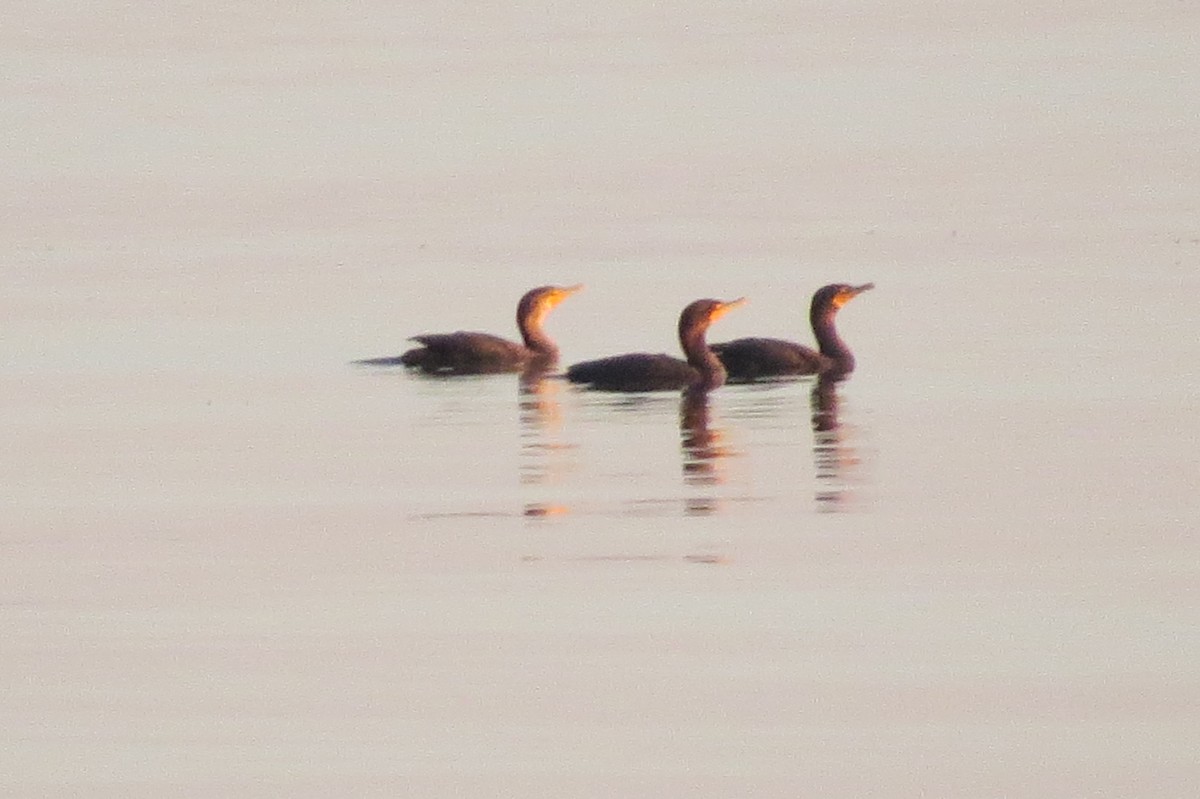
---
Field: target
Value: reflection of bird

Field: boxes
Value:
[566,298,745,394]
[712,283,872,380]
[811,373,862,513]
[679,391,724,486]
[810,373,840,435]
[357,285,582,374]
[520,373,573,518]
[519,372,566,485]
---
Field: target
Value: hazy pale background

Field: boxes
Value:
[3,2,1198,796]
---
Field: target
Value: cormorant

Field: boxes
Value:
[357,284,582,374]
[711,283,872,380]
[566,298,745,394]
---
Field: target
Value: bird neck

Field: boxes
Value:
[811,309,854,371]
[518,308,557,357]
[680,325,726,391]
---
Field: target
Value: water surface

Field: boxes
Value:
[3,2,1199,796]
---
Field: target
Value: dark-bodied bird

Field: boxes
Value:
[566,297,745,394]
[712,283,872,381]
[357,284,582,374]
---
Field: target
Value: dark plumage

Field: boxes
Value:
[356,284,582,374]
[712,283,872,381]
[566,298,745,394]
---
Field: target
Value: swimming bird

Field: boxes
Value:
[711,283,872,380]
[566,297,745,394]
[357,284,582,374]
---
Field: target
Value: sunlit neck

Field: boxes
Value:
[681,326,726,391]
[518,312,558,357]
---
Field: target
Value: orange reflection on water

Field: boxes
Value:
[523,502,570,518]
[519,369,574,517]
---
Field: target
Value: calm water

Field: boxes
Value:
[4,3,1199,796]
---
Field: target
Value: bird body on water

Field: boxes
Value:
[567,298,745,394]
[356,284,582,374]
[712,283,872,381]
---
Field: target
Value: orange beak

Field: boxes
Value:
[710,297,746,322]
[833,283,873,308]
[548,284,584,307]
